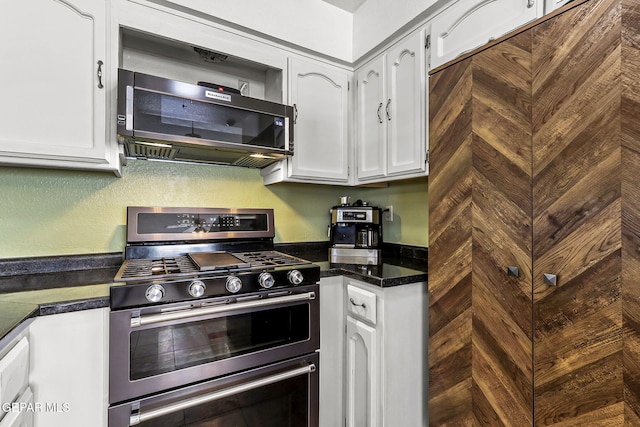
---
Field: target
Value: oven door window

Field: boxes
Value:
[130,304,310,381]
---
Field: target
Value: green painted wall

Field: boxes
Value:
[0,160,428,259]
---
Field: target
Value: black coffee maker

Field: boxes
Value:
[329,198,382,264]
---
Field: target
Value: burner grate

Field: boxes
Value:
[118,256,199,280]
[115,251,312,283]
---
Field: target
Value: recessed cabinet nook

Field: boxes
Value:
[429,0,640,424]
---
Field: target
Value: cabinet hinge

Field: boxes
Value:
[348,81,351,91]
[426,34,431,49]
[426,149,429,163]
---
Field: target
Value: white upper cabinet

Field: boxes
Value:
[0,0,121,174]
[385,28,428,177]
[355,27,428,184]
[544,0,573,13]
[430,0,543,69]
[355,57,386,181]
[262,57,351,185]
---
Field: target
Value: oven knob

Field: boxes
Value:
[259,272,275,289]
[145,284,165,303]
[188,280,206,298]
[287,269,304,285]
[226,276,243,293]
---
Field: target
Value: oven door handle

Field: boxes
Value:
[131,291,316,327]
[129,363,316,425]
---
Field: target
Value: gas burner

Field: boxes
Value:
[112,208,320,309]
[118,257,199,280]
[115,250,312,283]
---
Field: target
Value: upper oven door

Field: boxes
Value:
[109,285,319,404]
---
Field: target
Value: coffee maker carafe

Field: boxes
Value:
[329,201,382,264]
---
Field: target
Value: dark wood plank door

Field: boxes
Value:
[531,0,624,424]
[429,32,534,426]
[429,56,475,427]
[471,30,534,426]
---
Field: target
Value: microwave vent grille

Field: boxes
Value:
[126,142,178,160]
[232,156,278,168]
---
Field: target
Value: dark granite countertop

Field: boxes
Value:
[317,259,428,287]
[0,280,114,343]
[0,243,427,344]
[276,242,428,287]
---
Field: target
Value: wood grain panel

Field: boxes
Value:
[622,0,640,421]
[429,1,640,424]
[429,58,474,425]
[532,0,624,424]
[471,31,533,426]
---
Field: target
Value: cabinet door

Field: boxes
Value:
[430,0,542,69]
[429,30,534,425]
[345,316,377,427]
[0,0,119,172]
[355,57,386,181]
[29,309,108,427]
[531,0,623,423]
[471,31,534,426]
[288,57,350,183]
[386,29,427,177]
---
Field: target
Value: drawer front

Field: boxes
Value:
[346,284,377,325]
[0,387,34,427]
[0,337,29,413]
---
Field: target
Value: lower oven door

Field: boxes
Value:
[108,353,319,427]
[109,285,319,404]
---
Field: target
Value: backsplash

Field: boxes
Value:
[0,160,428,259]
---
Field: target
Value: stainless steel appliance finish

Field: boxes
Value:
[329,203,383,264]
[108,353,318,427]
[109,207,320,427]
[117,69,294,168]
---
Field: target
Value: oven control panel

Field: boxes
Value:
[112,264,320,309]
[126,207,275,243]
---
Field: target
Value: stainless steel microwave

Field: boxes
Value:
[117,69,294,168]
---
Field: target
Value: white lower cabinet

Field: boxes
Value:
[345,279,427,427]
[346,315,378,427]
[322,277,427,427]
[0,334,31,427]
[29,308,108,427]
[0,388,34,427]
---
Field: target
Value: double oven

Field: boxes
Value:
[108,207,320,427]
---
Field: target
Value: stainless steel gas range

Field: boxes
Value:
[108,207,320,427]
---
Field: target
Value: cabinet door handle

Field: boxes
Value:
[349,297,366,309]
[507,266,519,278]
[527,0,534,8]
[386,99,392,120]
[543,273,557,287]
[293,103,298,124]
[97,60,104,89]
[377,102,383,123]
